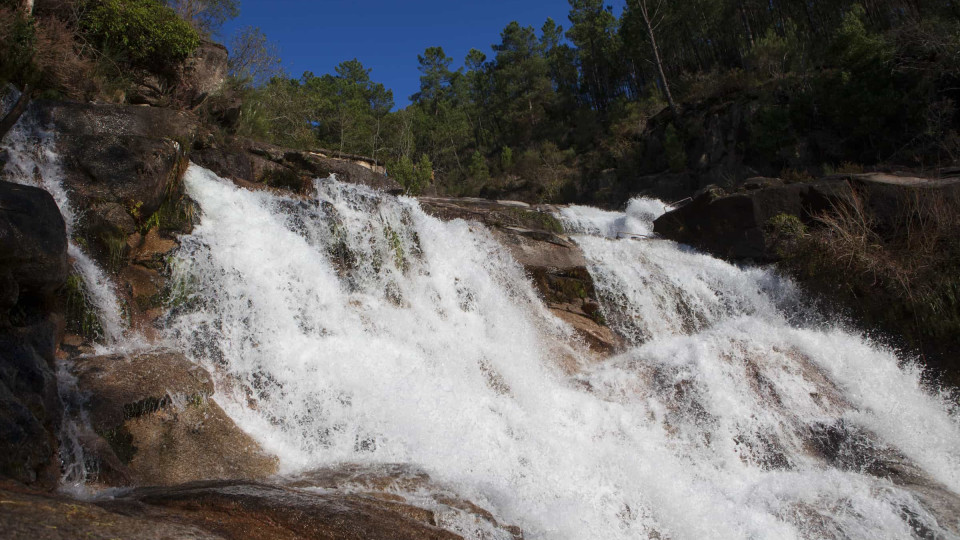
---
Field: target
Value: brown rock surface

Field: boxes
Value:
[69,351,277,487]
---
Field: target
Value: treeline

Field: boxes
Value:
[4,1,960,201]
[235,0,960,200]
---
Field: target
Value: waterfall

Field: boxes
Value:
[1,105,128,346]
[167,164,960,540]
[1,101,137,491]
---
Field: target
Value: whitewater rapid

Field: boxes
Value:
[163,165,960,539]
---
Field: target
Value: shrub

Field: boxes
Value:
[468,150,489,182]
[388,154,431,195]
[80,0,199,72]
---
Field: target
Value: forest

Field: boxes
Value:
[229,0,960,201]
[3,0,960,202]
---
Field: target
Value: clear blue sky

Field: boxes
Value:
[220,0,627,108]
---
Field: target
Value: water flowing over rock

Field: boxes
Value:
[150,164,960,539]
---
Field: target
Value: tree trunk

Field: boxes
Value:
[0,86,31,143]
[634,0,677,114]
[738,0,756,49]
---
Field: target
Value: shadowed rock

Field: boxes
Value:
[69,351,277,487]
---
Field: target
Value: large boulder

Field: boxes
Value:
[0,181,68,487]
[35,101,197,256]
[69,351,277,487]
[180,41,229,105]
[653,178,848,262]
[0,181,68,301]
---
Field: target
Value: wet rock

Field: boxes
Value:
[35,101,196,259]
[102,480,463,540]
[70,351,277,487]
[0,482,221,540]
[0,321,62,486]
[420,197,622,359]
[0,181,68,300]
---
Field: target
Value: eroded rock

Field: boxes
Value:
[69,351,277,487]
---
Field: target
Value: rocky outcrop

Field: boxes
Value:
[654,172,960,383]
[193,138,403,195]
[0,181,68,487]
[68,351,277,487]
[654,173,960,262]
[420,197,621,361]
[129,40,229,108]
[36,101,197,260]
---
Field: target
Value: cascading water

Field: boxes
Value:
[0,100,128,346]
[168,164,960,539]
[1,98,134,490]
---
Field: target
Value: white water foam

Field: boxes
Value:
[1,108,128,345]
[167,166,960,539]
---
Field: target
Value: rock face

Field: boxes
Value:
[69,351,277,487]
[654,173,960,263]
[0,181,68,487]
[36,101,197,257]
[181,41,229,104]
[420,197,621,362]
[193,138,403,195]
[653,179,848,262]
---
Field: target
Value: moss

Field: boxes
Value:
[385,225,406,272]
[64,273,104,340]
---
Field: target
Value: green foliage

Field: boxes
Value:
[500,146,514,170]
[663,123,686,173]
[80,0,200,71]
[388,154,432,195]
[469,150,489,182]
[165,0,239,35]
[766,213,807,240]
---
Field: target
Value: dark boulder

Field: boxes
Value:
[0,181,68,299]
[654,173,960,263]
[0,181,68,486]
[653,179,852,262]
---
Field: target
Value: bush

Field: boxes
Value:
[80,0,199,72]
[388,154,432,195]
[468,150,489,182]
